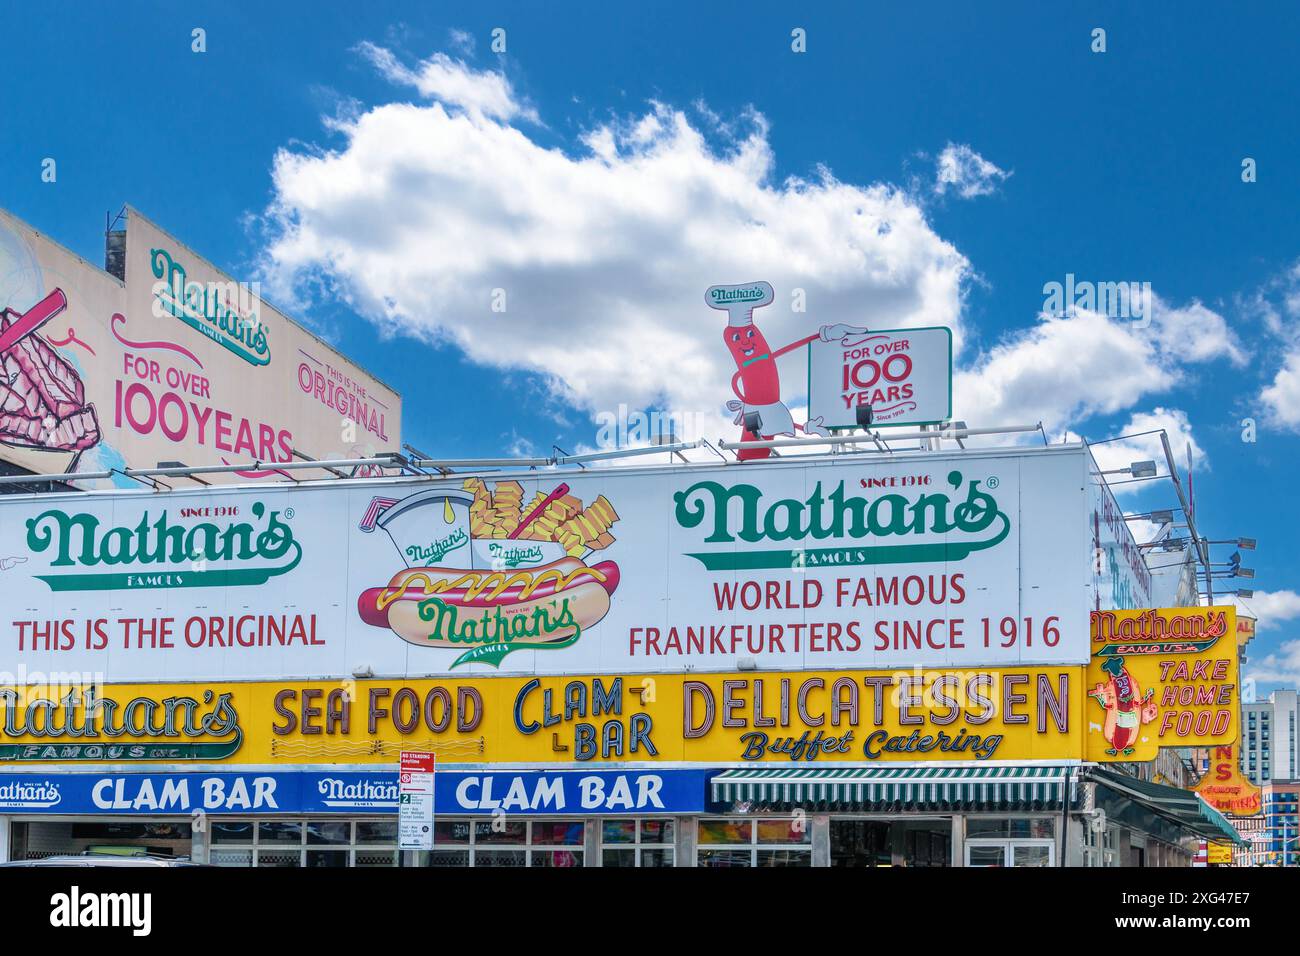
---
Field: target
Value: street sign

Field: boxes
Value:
[398,751,436,850]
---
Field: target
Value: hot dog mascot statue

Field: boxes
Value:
[706,281,869,461]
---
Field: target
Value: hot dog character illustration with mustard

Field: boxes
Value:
[1090,655,1157,756]
[706,281,868,461]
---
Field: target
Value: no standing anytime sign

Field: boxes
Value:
[808,327,952,429]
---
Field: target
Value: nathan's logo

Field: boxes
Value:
[708,284,767,305]
[0,688,243,761]
[25,502,301,591]
[1092,608,1229,656]
[405,529,468,565]
[417,594,583,667]
[487,542,546,568]
[673,470,1010,571]
[150,247,270,366]
[0,779,62,808]
[316,777,399,808]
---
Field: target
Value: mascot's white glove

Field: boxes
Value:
[802,415,830,438]
[819,324,871,344]
[725,399,744,425]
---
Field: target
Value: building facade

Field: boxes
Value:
[1242,691,1300,785]
[0,443,1245,867]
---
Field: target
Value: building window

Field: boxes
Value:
[422,818,584,867]
[696,817,812,867]
[600,818,675,867]
[209,819,398,867]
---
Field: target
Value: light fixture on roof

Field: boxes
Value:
[855,404,874,430]
[1150,509,1175,525]
[1238,537,1257,550]
[1098,460,1158,478]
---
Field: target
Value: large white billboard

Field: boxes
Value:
[0,446,1092,682]
[0,206,401,484]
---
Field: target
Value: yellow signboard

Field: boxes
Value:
[1086,607,1239,762]
[1206,842,1232,865]
[1237,615,1256,650]
[0,667,1084,766]
[1195,744,1262,816]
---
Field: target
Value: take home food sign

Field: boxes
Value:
[0,447,1093,681]
[807,327,953,429]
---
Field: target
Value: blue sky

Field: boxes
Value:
[2,1,1299,688]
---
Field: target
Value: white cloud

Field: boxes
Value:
[1245,258,1300,430]
[1236,589,1300,629]
[1149,295,1247,366]
[261,48,972,448]
[448,29,475,56]
[933,143,1010,199]
[954,298,1242,436]
[1261,348,1300,431]
[1246,640,1300,688]
[355,43,536,122]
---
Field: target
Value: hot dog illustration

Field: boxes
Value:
[1089,656,1157,756]
[706,281,868,461]
[356,479,621,667]
[358,557,620,647]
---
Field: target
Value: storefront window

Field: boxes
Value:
[422,819,586,867]
[211,822,254,845]
[356,821,399,845]
[697,817,811,867]
[966,817,1055,840]
[600,818,675,867]
[698,819,751,845]
[208,818,396,868]
[8,821,193,862]
[474,820,527,845]
[306,820,350,845]
[258,821,303,844]
[757,819,811,844]
[966,844,1007,867]
[211,847,254,866]
[531,821,585,845]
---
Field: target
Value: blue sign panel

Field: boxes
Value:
[0,769,709,816]
[434,770,709,815]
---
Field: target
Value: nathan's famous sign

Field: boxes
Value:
[0,668,1082,765]
[0,686,241,761]
[1195,744,1261,816]
[0,446,1095,682]
[0,205,399,484]
[1086,607,1239,762]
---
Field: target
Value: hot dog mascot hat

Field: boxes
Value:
[705,280,775,327]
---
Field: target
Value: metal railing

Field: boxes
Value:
[0,423,1058,494]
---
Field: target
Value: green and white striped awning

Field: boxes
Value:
[710,765,1075,809]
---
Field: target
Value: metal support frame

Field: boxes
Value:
[0,424,1056,496]
[719,422,1042,452]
